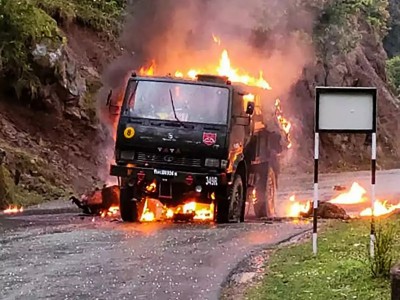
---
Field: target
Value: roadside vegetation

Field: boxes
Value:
[387,55,400,93]
[247,217,400,300]
[0,0,125,99]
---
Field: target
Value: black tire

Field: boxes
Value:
[215,175,245,224]
[119,185,139,222]
[228,174,245,223]
[254,167,277,218]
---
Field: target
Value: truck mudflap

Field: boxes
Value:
[110,165,230,186]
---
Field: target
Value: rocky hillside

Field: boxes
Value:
[0,0,124,208]
[1,0,400,208]
[282,0,400,173]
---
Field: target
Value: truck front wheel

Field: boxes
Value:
[119,185,139,222]
[254,167,276,219]
[215,174,245,224]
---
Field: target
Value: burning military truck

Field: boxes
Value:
[107,73,288,223]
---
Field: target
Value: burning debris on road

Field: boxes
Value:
[70,185,120,217]
[71,185,215,223]
[2,205,23,215]
[285,181,400,220]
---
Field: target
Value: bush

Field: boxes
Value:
[0,165,15,208]
[368,220,397,278]
[387,55,400,91]
[0,0,63,97]
[34,0,125,33]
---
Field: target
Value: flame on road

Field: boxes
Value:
[182,201,215,221]
[285,181,400,218]
[327,182,400,217]
[3,205,23,214]
[360,201,400,217]
[329,182,367,205]
[101,206,119,218]
[286,195,310,218]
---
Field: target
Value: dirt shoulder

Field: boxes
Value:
[220,225,314,300]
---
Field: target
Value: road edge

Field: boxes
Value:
[0,206,80,217]
[218,227,313,300]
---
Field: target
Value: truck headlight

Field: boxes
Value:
[205,158,220,168]
[120,151,135,160]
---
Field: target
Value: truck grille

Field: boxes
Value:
[136,152,202,167]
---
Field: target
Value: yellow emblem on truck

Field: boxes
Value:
[124,127,135,139]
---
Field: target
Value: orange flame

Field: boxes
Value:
[140,198,156,222]
[139,60,156,76]
[176,49,272,90]
[3,205,23,214]
[327,182,400,217]
[166,209,174,219]
[360,201,400,217]
[146,181,157,193]
[166,201,215,221]
[275,99,292,149]
[100,205,119,218]
[212,33,221,46]
[189,201,214,221]
[142,36,272,90]
[286,195,310,217]
[329,182,367,205]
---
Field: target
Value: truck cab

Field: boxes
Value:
[109,73,283,223]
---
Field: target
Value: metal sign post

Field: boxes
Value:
[314,87,377,256]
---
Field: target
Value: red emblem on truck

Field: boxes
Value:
[202,132,217,146]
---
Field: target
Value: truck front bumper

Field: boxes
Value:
[110,165,230,187]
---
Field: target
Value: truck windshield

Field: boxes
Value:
[123,80,230,125]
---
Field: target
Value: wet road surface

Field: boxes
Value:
[0,213,310,300]
[2,168,399,300]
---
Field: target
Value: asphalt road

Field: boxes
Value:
[2,168,399,300]
[0,213,310,300]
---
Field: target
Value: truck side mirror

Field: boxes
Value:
[246,102,255,115]
[106,89,121,116]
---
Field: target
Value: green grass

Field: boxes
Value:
[34,0,125,34]
[247,218,400,300]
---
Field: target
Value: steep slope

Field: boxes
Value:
[0,1,124,208]
[281,0,400,173]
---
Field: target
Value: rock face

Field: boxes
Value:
[288,22,400,172]
[31,42,87,120]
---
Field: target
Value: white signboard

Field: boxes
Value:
[316,87,376,132]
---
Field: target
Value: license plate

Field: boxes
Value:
[154,169,178,177]
[205,176,218,186]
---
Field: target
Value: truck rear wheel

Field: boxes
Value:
[119,185,139,222]
[254,167,276,219]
